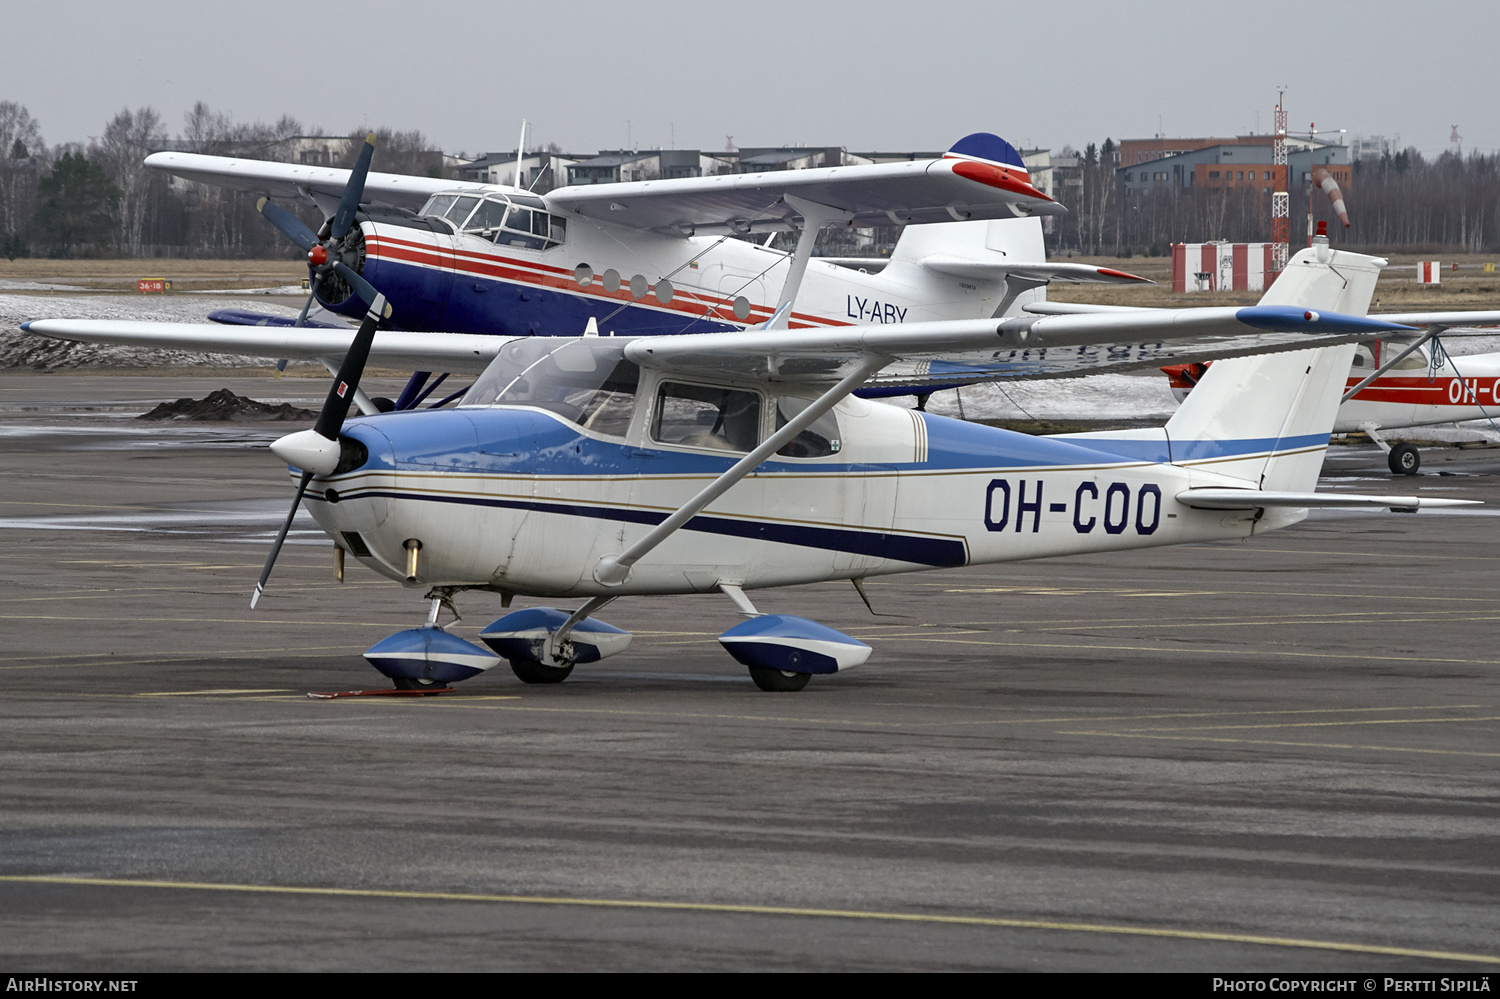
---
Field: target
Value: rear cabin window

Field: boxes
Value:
[775,396,842,458]
[653,382,761,452]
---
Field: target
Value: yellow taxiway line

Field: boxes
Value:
[1,875,1495,966]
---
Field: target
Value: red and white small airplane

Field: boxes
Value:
[1164,328,1500,474]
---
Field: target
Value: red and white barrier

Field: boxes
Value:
[1416,261,1442,284]
[1172,242,1276,293]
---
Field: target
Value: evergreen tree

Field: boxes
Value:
[34,152,120,257]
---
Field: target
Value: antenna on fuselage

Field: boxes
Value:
[515,119,528,191]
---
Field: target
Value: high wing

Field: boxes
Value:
[20,320,505,374]
[21,307,1414,384]
[620,307,1413,386]
[1028,302,1500,330]
[143,151,484,213]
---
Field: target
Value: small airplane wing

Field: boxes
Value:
[622,307,1416,386]
[20,320,507,374]
[20,307,1414,385]
[143,151,484,213]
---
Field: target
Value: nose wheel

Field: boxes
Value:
[748,666,812,692]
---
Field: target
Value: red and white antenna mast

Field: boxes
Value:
[1270,91,1289,273]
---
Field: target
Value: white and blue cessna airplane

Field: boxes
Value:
[23,233,1481,692]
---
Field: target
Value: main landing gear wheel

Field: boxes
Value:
[748,666,811,692]
[509,658,574,684]
[1388,443,1421,476]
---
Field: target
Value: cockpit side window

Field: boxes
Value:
[445,196,481,226]
[464,198,508,232]
[775,396,842,458]
[1380,339,1429,370]
[421,194,457,219]
[653,382,762,452]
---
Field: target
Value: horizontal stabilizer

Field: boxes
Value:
[1177,488,1479,512]
[917,257,1152,284]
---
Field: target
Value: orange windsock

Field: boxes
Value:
[1312,167,1350,228]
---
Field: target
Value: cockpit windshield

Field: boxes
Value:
[461,339,638,437]
[417,192,567,249]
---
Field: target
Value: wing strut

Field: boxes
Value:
[768,195,855,330]
[592,355,887,586]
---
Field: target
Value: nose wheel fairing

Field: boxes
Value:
[363,627,501,685]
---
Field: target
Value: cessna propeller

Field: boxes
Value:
[256,132,381,318]
[251,290,392,608]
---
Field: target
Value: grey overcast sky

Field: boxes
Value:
[4,0,1493,159]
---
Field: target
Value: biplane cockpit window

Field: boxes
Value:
[421,194,457,219]
[463,198,508,232]
[418,192,567,249]
[462,339,638,438]
[444,196,481,226]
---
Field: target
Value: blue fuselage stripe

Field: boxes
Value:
[330,489,967,567]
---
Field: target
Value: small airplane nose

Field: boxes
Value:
[270,429,341,474]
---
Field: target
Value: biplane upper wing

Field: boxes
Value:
[143,151,483,212]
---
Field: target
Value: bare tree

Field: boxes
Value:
[0,102,45,255]
[98,107,166,253]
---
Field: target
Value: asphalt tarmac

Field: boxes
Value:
[1,373,1497,972]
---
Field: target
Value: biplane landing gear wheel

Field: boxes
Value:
[391,676,439,691]
[1388,443,1421,476]
[509,658,574,684]
[748,667,811,692]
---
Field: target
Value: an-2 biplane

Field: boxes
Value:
[145,132,1147,366]
[23,232,1481,692]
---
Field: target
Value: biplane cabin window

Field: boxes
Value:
[444,196,481,226]
[1352,345,1375,368]
[422,194,457,219]
[461,339,638,438]
[418,192,567,249]
[463,197,508,233]
[774,395,842,458]
[652,383,762,452]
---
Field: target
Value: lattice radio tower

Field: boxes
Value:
[1270,91,1289,273]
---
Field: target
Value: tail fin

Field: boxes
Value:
[1164,241,1386,490]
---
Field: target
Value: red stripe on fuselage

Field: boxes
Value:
[1345,374,1500,405]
